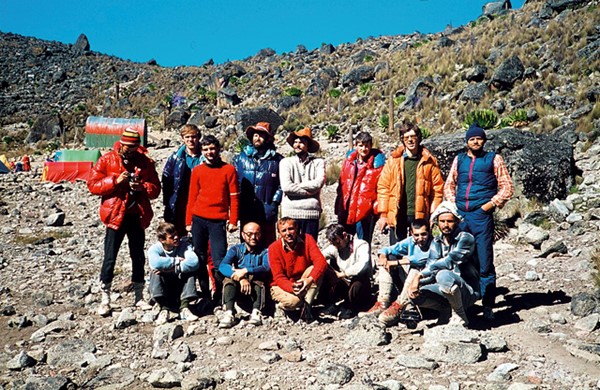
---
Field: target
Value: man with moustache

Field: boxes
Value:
[279,127,325,241]
[232,122,283,246]
[444,123,514,320]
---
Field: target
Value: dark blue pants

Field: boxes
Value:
[100,214,145,285]
[191,215,227,301]
[350,212,376,246]
[296,218,319,242]
[459,208,495,307]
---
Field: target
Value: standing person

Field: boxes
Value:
[279,127,325,242]
[162,124,204,237]
[269,217,328,322]
[218,222,270,328]
[335,131,386,246]
[321,224,372,319]
[87,128,161,316]
[186,135,239,307]
[444,123,514,320]
[147,222,199,325]
[408,202,480,327]
[376,122,444,244]
[232,122,283,246]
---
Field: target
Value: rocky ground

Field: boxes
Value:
[1,130,600,390]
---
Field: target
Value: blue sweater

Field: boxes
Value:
[219,243,270,278]
[378,236,431,269]
[147,237,199,274]
[455,151,497,211]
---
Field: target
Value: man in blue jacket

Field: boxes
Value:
[232,122,283,246]
[162,124,204,237]
[147,222,200,325]
[218,222,270,328]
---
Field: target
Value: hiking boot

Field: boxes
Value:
[135,299,153,311]
[444,285,469,327]
[378,301,404,327]
[359,301,388,318]
[155,309,170,325]
[482,307,495,321]
[248,309,263,326]
[97,283,112,317]
[338,307,355,320]
[319,304,339,318]
[180,307,199,322]
[219,310,235,328]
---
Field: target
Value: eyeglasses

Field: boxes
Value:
[403,135,419,141]
[243,232,260,238]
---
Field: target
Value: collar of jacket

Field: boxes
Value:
[244,144,277,160]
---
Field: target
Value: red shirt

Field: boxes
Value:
[186,160,239,225]
[268,234,327,293]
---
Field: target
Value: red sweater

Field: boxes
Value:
[186,160,239,225]
[268,234,327,293]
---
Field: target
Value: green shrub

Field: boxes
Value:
[499,108,528,127]
[284,87,303,97]
[379,114,389,130]
[394,95,406,106]
[420,127,432,139]
[363,55,374,62]
[328,89,342,98]
[359,83,373,96]
[326,125,340,140]
[463,109,499,129]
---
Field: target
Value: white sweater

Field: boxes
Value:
[279,155,325,220]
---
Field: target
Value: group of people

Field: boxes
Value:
[87,120,513,329]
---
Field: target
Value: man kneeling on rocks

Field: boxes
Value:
[218,222,271,328]
[369,219,432,327]
[268,217,327,322]
[148,222,199,325]
[407,202,480,327]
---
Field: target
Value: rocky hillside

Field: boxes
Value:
[0,0,598,155]
[1,0,600,389]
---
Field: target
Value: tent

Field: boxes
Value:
[0,159,9,174]
[41,149,102,183]
[56,149,102,164]
[42,161,93,183]
[85,116,147,148]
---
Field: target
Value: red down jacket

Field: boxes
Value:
[335,149,386,225]
[87,142,161,230]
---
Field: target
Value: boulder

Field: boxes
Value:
[46,338,96,368]
[341,65,375,88]
[491,55,525,90]
[73,33,90,52]
[399,76,434,110]
[27,114,64,143]
[234,107,284,135]
[423,128,575,203]
[461,82,488,102]
[317,362,354,385]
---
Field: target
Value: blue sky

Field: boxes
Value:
[0,0,524,67]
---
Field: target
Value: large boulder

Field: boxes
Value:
[234,107,284,135]
[341,65,375,88]
[27,114,64,143]
[491,55,525,90]
[423,128,575,203]
[399,76,434,110]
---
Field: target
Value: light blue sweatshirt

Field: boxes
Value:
[147,237,199,274]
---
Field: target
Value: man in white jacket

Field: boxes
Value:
[321,224,372,318]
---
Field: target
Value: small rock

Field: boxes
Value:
[395,354,439,370]
[45,212,65,226]
[525,271,539,281]
[487,362,519,381]
[282,350,304,362]
[574,313,599,332]
[147,368,183,388]
[258,340,280,350]
[6,351,36,370]
[260,352,281,364]
[317,362,354,385]
[168,342,193,363]
[114,308,137,329]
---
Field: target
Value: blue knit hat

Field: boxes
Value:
[465,123,486,141]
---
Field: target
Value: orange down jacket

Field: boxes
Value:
[87,143,161,230]
[376,145,444,226]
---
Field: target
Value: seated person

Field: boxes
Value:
[147,222,199,325]
[371,219,433,327]
[218,222,270,328]
[268,217,327,322]
[321,224,372,319]
[408,202,480,327]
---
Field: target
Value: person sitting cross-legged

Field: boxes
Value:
[147,222,199,325]
[218,222,271,328]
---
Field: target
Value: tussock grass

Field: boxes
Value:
[15,230,72,245]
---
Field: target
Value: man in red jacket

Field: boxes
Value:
[268,217,327,322]
[87,128,161,316]
[186,135,239,308]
